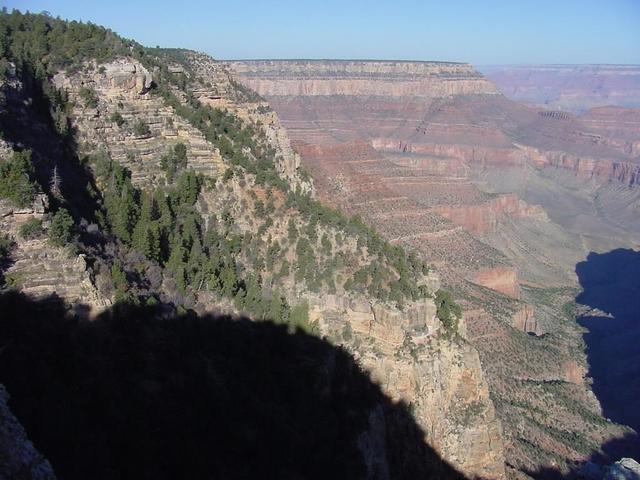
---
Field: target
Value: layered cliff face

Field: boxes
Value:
[231,59,640,476]
[304,290,505,478]
[0,14,507,479]
[52,59,225,185]
[232,60,500,97]
[0,195,107,314]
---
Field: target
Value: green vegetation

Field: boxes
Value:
[78,86,98,108]
[18,217,43,239]
[132,119,151,137]
[160,142,187,182]
[109,111,125,127]
[135,45,434,308]
[435,289,461,338]
[562,301,576,321]
[1,11,447,327]
[48,208,74,246]
[92,153,306,326]
[138,57,289,191]
[0,233,12,262]
[0,10,141,140]
[0,150,37,207]
[0,10,140,75]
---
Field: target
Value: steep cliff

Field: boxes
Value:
[232,60,500,97]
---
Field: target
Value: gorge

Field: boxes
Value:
[0,9,639,480]
[230,59,640,476]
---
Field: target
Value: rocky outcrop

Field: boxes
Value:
[245,103,314,193]
[605,458,640,480]
[0,385,57,480]
[377,139,640,188]
[580,458,640,480]
[471,266,521,299]
[306,291,506,479]
[95,59,153,95]
[53,59,225,186]
[510,304,539,335]
[520,145,640,187]
[432,194,548,234]
[168,52,314,194]
[0,197,109,315]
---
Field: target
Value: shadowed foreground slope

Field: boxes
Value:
[0,292,467,480]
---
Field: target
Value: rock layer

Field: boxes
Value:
[231,60,500,97]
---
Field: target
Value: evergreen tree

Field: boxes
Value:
[0,150,37,207]
[48,208,74,246]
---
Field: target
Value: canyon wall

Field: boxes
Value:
[1,54,506,479]
[230,59,639,476]
[231,60,500,97]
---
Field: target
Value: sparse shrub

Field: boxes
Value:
[79,87,98,108]
[342,323,353,342]
[0,234,13,262]
[160,143,188,182]
[110,111,126,127]
[19,218,44,239]
[133,119,151,137]
[222,168,234,182]
[435,289,461,338]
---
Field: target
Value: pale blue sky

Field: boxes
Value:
[4,0,640,65]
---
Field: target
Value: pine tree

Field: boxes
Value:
[48,208,74,246]
[219,264,237,297]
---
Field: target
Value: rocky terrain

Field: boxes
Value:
[481,64,640,113]
[0,12,506,479]
[0,385,57,480]
[230,59,640,476]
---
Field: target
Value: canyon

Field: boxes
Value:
[1,11,639,479]
[231,59,640,476]
[482,64,640,113]
[0,15,505,479]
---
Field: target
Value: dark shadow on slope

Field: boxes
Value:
[0,67,101,227]
[523,433,640,479]
[575,249,640,435]
[522,249,640,479]
[0,291,467,480]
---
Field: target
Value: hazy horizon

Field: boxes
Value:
[3,0,639,65]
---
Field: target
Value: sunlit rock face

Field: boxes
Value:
[231,60,500,97]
